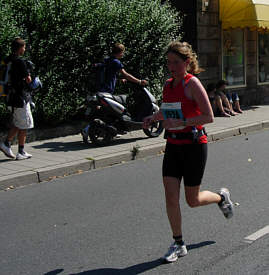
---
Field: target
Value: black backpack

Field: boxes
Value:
[0,60,12,97]
[93,57,114,91]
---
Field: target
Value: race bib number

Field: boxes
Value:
[160,102,185,130]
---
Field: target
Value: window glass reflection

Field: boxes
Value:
[258,34,269,83]
[223,30,245,86]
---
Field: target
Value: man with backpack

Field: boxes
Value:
[0,38,33,160]
[81,43,148,139]
[97,43,147,93]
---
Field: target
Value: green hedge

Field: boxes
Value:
[0,0,182,125]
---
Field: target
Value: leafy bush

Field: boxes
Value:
[0,1,20,123]
[0,0,182,125]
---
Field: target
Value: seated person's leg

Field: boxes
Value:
[221,94,238,116]
[215,95,230,117]
[220,94,232,112]
[232,93,243,113]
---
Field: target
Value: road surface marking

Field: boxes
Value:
[244,225,269,243]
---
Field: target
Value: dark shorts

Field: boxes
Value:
[162,142,208,186]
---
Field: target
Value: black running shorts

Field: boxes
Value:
[162,142,208,186]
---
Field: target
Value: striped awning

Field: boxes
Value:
[219,0,269,32]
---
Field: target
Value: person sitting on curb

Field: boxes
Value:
[206,83,230,117]
[0,38,33,160]
[215,80,241,116]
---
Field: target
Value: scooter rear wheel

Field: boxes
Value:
[143,121,163,137]
[89,127,113,146]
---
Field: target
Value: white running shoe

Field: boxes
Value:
[16,151,32,160]
[163,242,188,263]
[0,142,15,159]
[218,188,234,219]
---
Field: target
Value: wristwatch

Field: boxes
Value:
[183,118,187,126]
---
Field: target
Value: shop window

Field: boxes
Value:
[258,34,269,84]
[222,29,245,87]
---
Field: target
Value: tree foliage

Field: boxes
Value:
[0,0,183,124]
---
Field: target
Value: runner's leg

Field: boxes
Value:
[163,176,182,237]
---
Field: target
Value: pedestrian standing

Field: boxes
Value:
[143,41,234,263]
[0,38,33,160]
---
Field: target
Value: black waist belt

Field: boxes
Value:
[164,128,207,142]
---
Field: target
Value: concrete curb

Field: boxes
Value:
[36,159,95,183]
[210,127,241,141]
[1,121,268,190]
[239,122,263,134]
[262,120,269,129]
[0,171,38,190]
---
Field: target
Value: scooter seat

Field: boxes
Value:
[112,95,127,105]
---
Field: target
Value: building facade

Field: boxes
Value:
[171,0,269,105]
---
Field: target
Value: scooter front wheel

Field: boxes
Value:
[89,126,113,146]
[143,120,163,137]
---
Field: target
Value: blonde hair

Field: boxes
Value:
[166,41,204,74]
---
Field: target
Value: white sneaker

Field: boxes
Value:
[0,142,15,159]
[218,188,234,219]
[16,151,32,160]
[163,242,188,263]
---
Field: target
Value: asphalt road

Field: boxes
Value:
[0,130,269,275]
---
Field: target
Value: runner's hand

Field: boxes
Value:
[143,115,154,129]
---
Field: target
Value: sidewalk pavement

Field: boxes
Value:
[1,105,269,190]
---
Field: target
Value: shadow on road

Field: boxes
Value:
[70,258,163,275]
[44,269,64,275]
[186,240,215,251]
[44,241,215,275]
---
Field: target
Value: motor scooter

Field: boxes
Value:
[81,84,163,146]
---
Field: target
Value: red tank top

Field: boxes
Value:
[162,74,207,145]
